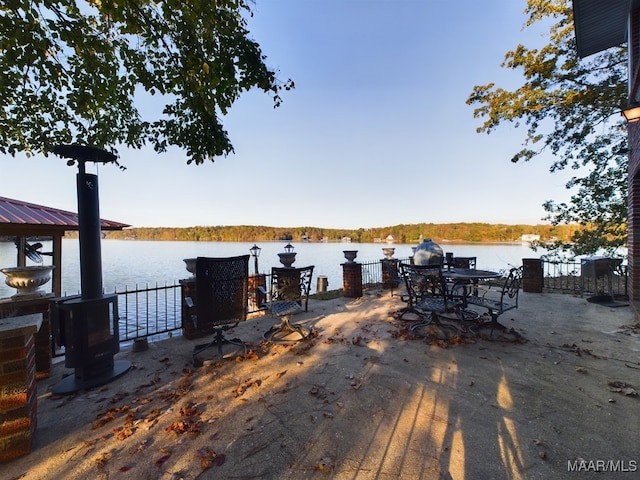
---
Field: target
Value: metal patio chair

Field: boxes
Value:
[185,255,249,364]
[466,266,523,335]
[398,262,463,337]
[262,265,314,343]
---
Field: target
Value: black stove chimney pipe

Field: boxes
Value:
[76,160,103,299]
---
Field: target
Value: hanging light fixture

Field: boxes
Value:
[622,102,640,123]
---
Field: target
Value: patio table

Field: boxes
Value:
[442,268,502,319]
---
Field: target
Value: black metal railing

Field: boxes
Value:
[108,256,629,345]
[116,282,181,342]
[112,260,407,343]
[541,258,628,297]
[360,257,410,286]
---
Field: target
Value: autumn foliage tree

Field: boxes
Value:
[0,0,292,164]
[466,0,628,257]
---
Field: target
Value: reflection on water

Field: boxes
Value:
[0,239,541,298]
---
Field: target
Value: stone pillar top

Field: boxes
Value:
[0,313,43,340]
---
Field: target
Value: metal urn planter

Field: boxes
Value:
[1,265,54,297]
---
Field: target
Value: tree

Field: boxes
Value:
[466,0,628,257]
[0,0,292,164]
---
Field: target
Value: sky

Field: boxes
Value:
[1,0,578,230]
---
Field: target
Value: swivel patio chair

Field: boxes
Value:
[466,266,523,336]
[398,262,463,338]
[185,255,249,365]
[262,265,314,343]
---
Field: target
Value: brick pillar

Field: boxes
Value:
[342,263,363,298]
[0,297,52,379]
[381,259,400,289]
[0,316,40,463]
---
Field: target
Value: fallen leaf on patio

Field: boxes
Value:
[195,447,226,470]
[94,452,112,467]
[82,439,97,449]
[178,373,192,389]
[237,350,259,362]
[315,456,335,472]
[155,453,171,468]
[114,426,135,440]
[180,402,200,417]
[132,440,148,453]
[110,392,128,404]
[608,381,638,396]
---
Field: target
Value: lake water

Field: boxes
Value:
[0,239,543,298]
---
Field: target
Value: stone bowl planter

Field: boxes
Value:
[1,265,54,297]
[278,252,297,268]
[343,250,358,263]
[382,247,395,259]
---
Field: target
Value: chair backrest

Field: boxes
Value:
[399,262,450,308]
[270,265,314,312]
[453,256,477,269]
[500,266,523,306]
[196,255,249,328]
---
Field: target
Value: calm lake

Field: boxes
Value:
[0,239,543,298]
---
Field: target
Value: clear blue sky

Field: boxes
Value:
[2,0,575,229]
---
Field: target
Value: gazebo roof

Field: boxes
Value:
[0,196,129,237]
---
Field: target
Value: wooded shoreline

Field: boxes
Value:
[98,222,580,244]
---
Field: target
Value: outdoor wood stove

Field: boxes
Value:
[50,145,130,395]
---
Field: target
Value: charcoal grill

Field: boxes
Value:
[50,145,130,395]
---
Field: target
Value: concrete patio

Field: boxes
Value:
[3,287,640,479]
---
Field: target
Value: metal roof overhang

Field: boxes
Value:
[0,196,129,237]
[573,0,634,58]
[0,196,128,297]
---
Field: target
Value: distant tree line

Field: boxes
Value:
[102,223,582,244]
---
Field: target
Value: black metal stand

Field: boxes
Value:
[263,316,310,344]
[192,329,246,366]
[52,360,131,396]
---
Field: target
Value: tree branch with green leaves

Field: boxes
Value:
[0,0,293,164]
[466,0,627,257]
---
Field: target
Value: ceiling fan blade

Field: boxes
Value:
[24,241,43,263]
